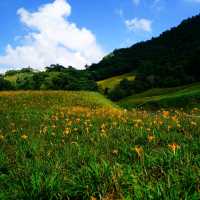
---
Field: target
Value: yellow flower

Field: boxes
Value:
[159,120,164,125]
[168,143,180,154]
[171,115,177,122]
[163,111,170,118]
[101,123,106,129]
[76,118,81,123]
[191,121,197,126]
[21,134,28,140]
[147,135,155,142]
[64,127,70,135]
[0,134,4,140]
[73,128,78,132]
[51,124,56,129]
[112,149,118,155]
[134,123,139,128]
[134,146,144,157]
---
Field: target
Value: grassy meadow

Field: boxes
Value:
[119,83,200,110]
[0,91,200,199]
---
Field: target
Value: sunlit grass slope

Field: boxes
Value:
[119,83,200,109]
[0,91,200,199]
[0,91,116,111]
[97,73,135,92]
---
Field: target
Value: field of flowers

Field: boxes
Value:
[0,91,200,199]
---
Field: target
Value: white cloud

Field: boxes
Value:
[0,0,104,72]
[132,0,141,6]
[125,18,152,32]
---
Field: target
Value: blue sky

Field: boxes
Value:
[0,0,200,72]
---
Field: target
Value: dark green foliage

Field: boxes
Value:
[19,67,34,73]
[5,70,19,76]
[32,72,47,90]
[0,77,14,90]
[108,75,151,101]
[9,66,98,91]
[88,14,200,88]
[45,64,69,72]
[43,72,97,91]
[108,79,134,101]
[5,67,34,76]
[16,75,35,90]
[93,14,200,99]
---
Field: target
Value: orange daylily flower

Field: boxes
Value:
[168,143,180,154]
[148,135,155,142]
[163,111,170,118]
[21,134,28,140]
[134,146,144,157]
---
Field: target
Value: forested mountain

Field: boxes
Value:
[86,14,200,99]
[88,14,200,84]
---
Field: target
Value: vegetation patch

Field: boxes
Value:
[97,73,135,94]
[119,83,200,109]
[0,91,200,199]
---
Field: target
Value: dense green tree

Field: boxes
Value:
[0,77,13,90]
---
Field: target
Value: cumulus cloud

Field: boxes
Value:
[0,0,104,72]
[125,18,152,32]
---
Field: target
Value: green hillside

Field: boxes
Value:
[97,73,135,92]
[0,91,117,111]
[5,72,34,85]
[86,14,200,102]
[119,83,200,109]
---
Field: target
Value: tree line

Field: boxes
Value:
[0,65,97,91]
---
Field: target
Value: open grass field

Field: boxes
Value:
[97,73,135,92]
[119,83,200,109]
[0,91,200,199]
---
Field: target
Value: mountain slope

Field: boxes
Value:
[88,14,200,83]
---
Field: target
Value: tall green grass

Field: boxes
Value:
[0,91,199,199]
